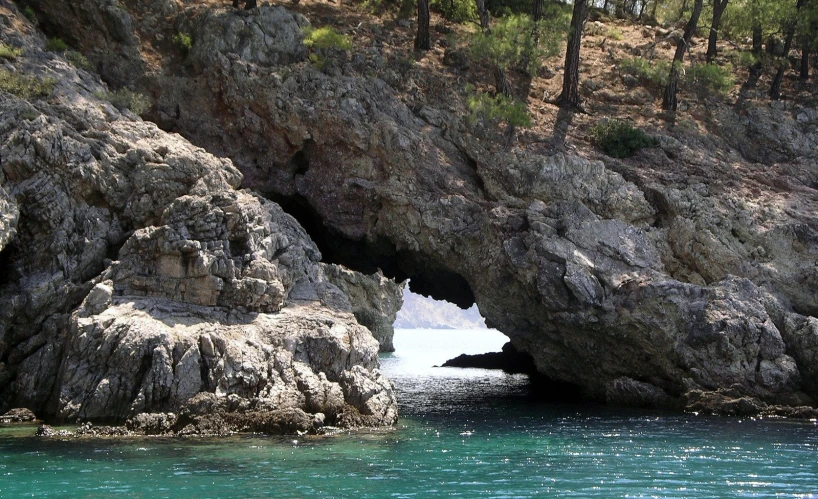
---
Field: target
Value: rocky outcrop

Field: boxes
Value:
[0,408,36,423]
[0,1,398,431]
[15,1,818,415]
[322,264,404,352]
[439,342,537,374]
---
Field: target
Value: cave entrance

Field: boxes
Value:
[386,285,514,373]
[381,287,541,415]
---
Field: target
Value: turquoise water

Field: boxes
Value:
[1,329,817,498]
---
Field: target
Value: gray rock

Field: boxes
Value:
[0,407,36,423]
[0,3,398,431]
[605,378,677,408]
[188,6,309,71]
[622,73,639,87]
[322,264,403,352]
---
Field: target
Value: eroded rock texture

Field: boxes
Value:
[14,0,818,414]
[0,1,399,431]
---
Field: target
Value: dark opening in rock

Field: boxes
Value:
[267,192,476,309]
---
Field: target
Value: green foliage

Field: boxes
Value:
[65,50,93,71]
[619,57,671,88]
[0,43,23,61]
[604,27,624,40]
[466,85,532,128]
[431,0,477,23]
[470,12,567,75]
[0,70,55,99]
[722,0,801,44]
[20,108,39,121]
[733,50,761,68]
[308,53,328,69]
[46,37,69,52]
[590,119,656,158]
[94,88,150,115]
[303,26,352,51]
[173,33,193,54]
[22,6,37,24]
[688,62,735,94]
[302,26,351,70]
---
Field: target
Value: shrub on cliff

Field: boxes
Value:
[65,51,93,71]
[173,33,192,54]
[303,26,351,51]
[302,26,351,69]
[590,118,656,158]
[619,57,671,89]
[687,62,735,95]
[466,85,532,128]
[0,70,55,99]
[94,88,150,115]
[0,43,23,61]
[46,37,69,52]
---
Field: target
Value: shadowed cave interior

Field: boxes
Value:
[267,191,584,403]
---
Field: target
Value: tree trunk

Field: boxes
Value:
[770,0,805,100]
[477,1,490,30]
[752,25,763,55]
[533,0,544,22]
[245,0,257,9]
[531,0,544,44]
[677,0,688,21]
[415,0,431,51]
[705,0,728,63]
[494,66,512,98]
[557,0,589,109]
[615,0,624,18]
[232,0,239,7]
[475,0,490,31]
[650,0,659,20]
[662,0,703,110]
[801,48,811,81]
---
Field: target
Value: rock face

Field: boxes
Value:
[322,264,403,352]
[15,0,818,415]
[0,1,399,431]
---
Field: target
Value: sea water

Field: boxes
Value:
[1,329,817,498]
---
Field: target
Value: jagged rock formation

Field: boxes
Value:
[0,1,399,432]
[14,0,818,415]
[322,264,403,352]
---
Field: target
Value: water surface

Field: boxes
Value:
[1,329,816,498]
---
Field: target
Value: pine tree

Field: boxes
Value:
[415,0,431,51]
[706,0,730,63]
[662,0,703,111]
[557,0,589,109]
[770,0,805,99]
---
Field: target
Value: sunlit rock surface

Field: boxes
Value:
[0,2,399,431]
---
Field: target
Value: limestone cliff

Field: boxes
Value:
[10,0,818,416]
[0,1,399,433]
